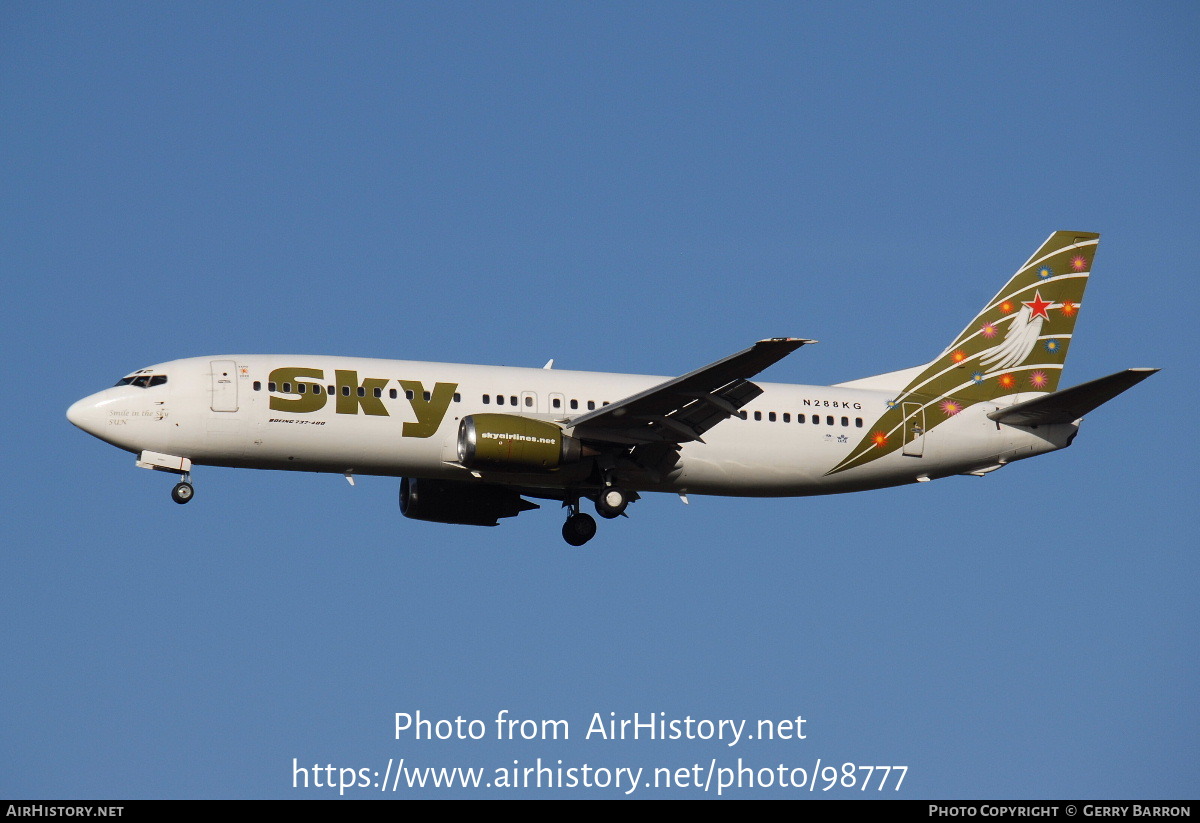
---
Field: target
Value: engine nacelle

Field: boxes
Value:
[399,477,537,526]
[457,414,585,471]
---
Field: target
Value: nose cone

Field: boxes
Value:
[67,394,104,436]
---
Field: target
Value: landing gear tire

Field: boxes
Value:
[171,482,194,505]
[594,486,628,519]
[562,512,597,547]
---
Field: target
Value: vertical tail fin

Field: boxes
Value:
[929,230,1097,401]
[828,231,1099,475]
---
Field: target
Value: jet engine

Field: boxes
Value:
[457,414,587,471]
[399,477,537,526]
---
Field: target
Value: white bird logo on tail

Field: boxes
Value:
[979,292,1054,374]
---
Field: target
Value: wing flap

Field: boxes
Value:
[987,368,1159,426]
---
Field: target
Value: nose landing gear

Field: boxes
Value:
[171,473,194,504]
[134,451,195,505]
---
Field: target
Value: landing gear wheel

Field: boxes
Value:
[594,486,629,519]
[171,482,194,505]
[562,512,597,547]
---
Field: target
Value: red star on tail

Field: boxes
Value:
[1024,291,1052,320]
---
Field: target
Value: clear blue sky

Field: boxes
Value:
[3,2,1196,798]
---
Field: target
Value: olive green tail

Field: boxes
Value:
[828,231,1099,475]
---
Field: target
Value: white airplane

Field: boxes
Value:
[68,231,1156,546]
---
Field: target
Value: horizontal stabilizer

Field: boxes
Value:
[987,368,1159,426]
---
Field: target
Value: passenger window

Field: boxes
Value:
[357,387,366,397]
[855,418,863,427]
[841,417,848,426]
[783,413,790,422]
[525,396,533,407]
[342,386,351,396]
[282,382,292,393]
[587,401,595,410]
[798,414,805,423]
[483,394,490,404]
[570,399,578,410]
[812,416,819,425]
[768,412,776,422]
[268,382,277,392]
[389,389,397,399]
[552,398,561,409]
[754,411,762,421]
[497,395,505,405]
[453,393,461,403]
[297,383,306,394]
[253,381,261,391]
[510,396,517,405]
[312,385,322,395]
[373,388,382,398]
[738,411,747,419]
[424,392,431,401]
[826,416,834,425]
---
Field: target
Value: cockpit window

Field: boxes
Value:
[114,374,168,388]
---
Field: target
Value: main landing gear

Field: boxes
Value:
[594,485,629,519]
[171,473,194,505]
[562,495,597,547]
[561,483,632,546]
[562,511,596,547]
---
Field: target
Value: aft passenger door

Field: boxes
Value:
[902,402,925,457]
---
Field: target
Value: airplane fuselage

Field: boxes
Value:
[68,354,1073,499]
[67,233,1149,545]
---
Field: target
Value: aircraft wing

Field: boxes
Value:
[987,368,1159,426]
[566,338,814,445]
